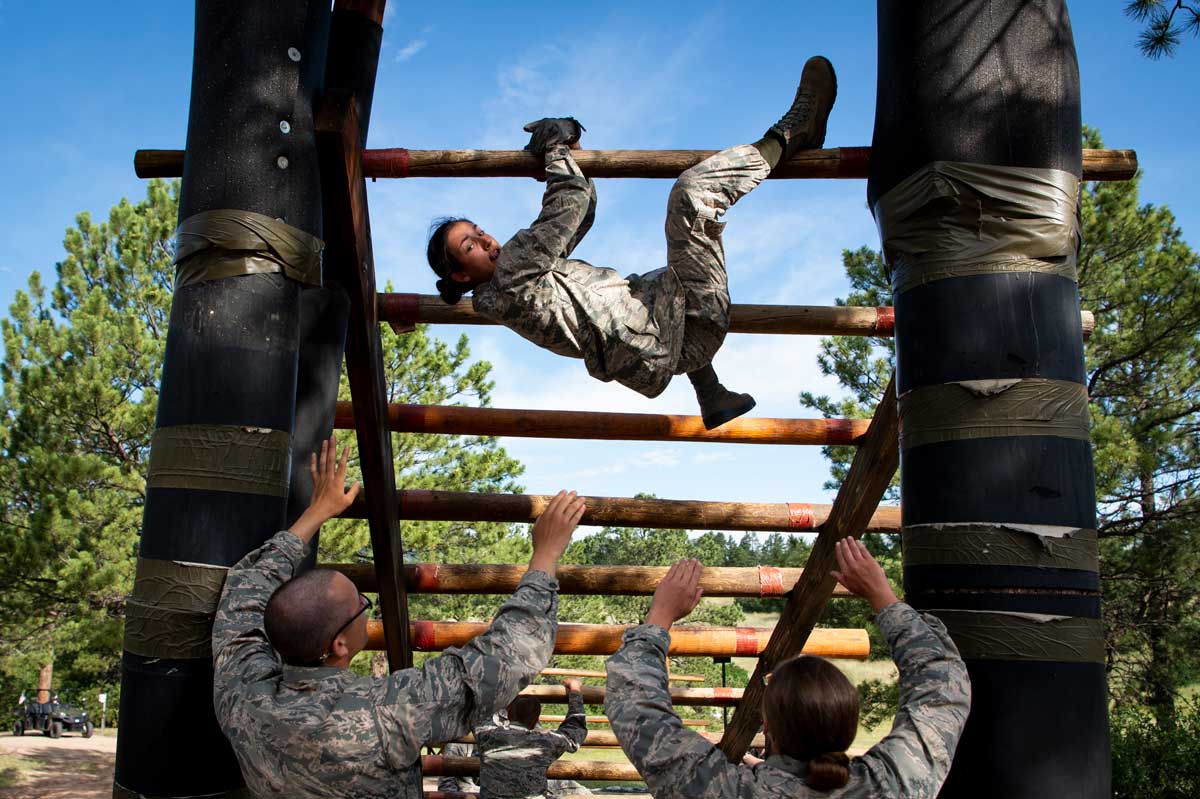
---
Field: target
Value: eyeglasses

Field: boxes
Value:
[312,593,372,666]
[763,672,773,686]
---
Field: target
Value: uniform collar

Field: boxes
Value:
[281,664,347,684]
[763,753,809,777]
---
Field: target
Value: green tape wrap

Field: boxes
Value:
[898,378,1090,451]
[932,610,1104,662]
[873,162,1080,295]
[903,525,1098,570]
[125,558,229,659]
[147,425,291,496]
[174,208,324,287]
[114,781,251,799]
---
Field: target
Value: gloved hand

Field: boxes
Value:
[523,117,585,155]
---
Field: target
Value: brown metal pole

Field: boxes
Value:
[333,401,869,445]
[328,562,857,598]
[135,147,1137,182]
[338,489,902,533]
[369,621,870,658]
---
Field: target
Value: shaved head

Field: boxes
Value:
[264,569,353,664]
[507,695,541,728]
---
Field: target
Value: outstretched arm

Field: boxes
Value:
[547,679,589,754]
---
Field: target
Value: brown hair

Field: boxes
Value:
[426,216,476,304]
[762,655,859,791]
[507,695,542,728]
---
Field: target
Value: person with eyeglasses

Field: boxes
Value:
[211,436,586,798]
[604,540,971,798]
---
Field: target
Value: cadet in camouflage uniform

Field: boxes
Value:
[212,438,586,799]
[474,680,589,799]
[437,741,479,793]
[427,57,839,430]
[605,543,971,799]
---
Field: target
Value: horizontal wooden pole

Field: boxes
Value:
[135,147,1137,181]
[424,754,641,781]
[339,489,902,534]
[377,294,1095,339]
[539,715,711,727]
[327,562,856,598]
[519,684,742,707]
[333,401,869,445]
[449,729,766,748]
[427,795,646,799]
[539,667,703,682]
[369,620,870,658]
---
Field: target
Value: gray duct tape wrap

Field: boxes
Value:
[904,525,1098,571]
[898,378,1090,450]
[147,424,291,496]
[114,783,251,799]
[174,208,324,288]
[932,610,1104,662]
[125,558,229,659]
[872,161,1080,295]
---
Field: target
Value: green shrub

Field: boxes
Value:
[1111,700,1200,799]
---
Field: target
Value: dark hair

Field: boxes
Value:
[507,695,542,728]
[426,216,475,304]
[264,569,346,665]
[762,655,859,791]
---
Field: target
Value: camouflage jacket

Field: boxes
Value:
[473,144,684,398]
[604,603,971,799]
[212,531,560,799]
[476,689,588,799]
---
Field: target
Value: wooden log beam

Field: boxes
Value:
[719,375,901,760]
[518,684,743,707]
[338,489,902,534]
[539,667,704,682]
[135,146,1137,181]
[368,621,870,658]
[326,562,856,598]
[539,715,711,727]
[316,92,412,670]
[423,755,641,781]
[377,294,1096,339]
[449,729,766,748]
[333,401,869,446]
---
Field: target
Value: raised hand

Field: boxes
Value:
[528,490,586,575]
[830,537,899,613]
[288,436,361,544]
[522,117,586,155]
[563,678,583,693]
[644,558,704,630]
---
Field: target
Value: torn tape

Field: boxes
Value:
[872,161,1080,295]
[903,525,1098,571]
[898,378,1089,450]
[930,610,1104,662]
[904,521,1089,540]
[147,424,291,496]
[131,557,229,611]
[174,208,324,288]
[124,598,215,659]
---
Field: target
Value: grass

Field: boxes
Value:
[0,752,44,790]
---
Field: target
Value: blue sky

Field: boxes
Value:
[0,3,1197,528]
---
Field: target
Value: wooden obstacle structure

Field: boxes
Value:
[120,1,1131,794]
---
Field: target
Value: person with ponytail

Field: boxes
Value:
[425,58,839,430]
[604,541,971,798]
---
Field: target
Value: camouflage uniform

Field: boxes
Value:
[437,741,479,793]
[604,602,971,798]
[473,143,771,398]
[475,689,589,799]
[212,531,560,799]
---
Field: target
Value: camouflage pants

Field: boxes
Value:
[666,143,772,374]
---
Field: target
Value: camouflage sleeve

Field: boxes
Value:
[211,531,306,705]
[375,570,559,770]
[605,625,748,799]
[548,688,588,755]
[503,144,597,271]
[855,602,972,798]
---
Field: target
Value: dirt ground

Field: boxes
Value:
[0,730,116,799]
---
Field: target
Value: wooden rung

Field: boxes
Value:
[449,730,765,748]
[539,667,704,682]
[539,715,711,727]
[378,294,1096,339]
[423,755,641,782]
[326,562,857,598]
[134,146,1137,181]
[333,401,869,445]
[369,620,870,658]
[519,684,742,707]
[338,489,902,533]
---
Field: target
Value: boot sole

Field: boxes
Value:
[702,396,758,431]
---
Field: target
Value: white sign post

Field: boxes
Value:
[98,692,108,730]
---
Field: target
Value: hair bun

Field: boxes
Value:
[436,277,466,305]
[806,751,851,792]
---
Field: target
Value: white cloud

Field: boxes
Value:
[693,451,734,465]
[395,39,427,62]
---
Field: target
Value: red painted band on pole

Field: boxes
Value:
[412,620,436,650]
[411,564,440,593]
[824,419,861,445]
[758,566,786,597]
[837,146,871,177]
[363,148,410,178]
[787,503,816,530]
[378,292,420,332]
[734,628,760,656]
[714,687,736,700]
[874,306,895,334]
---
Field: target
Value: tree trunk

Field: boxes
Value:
[36,655,52,704]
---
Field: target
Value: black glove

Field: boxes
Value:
[523,117,585,155]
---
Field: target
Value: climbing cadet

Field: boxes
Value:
[605,540,971,798]
[436,741,479,793]
[211,436,587,798]
[426,57,838,430]
[474,679,589,799]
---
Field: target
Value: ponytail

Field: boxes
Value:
[806,752,851,791]
[426,216,476,305]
